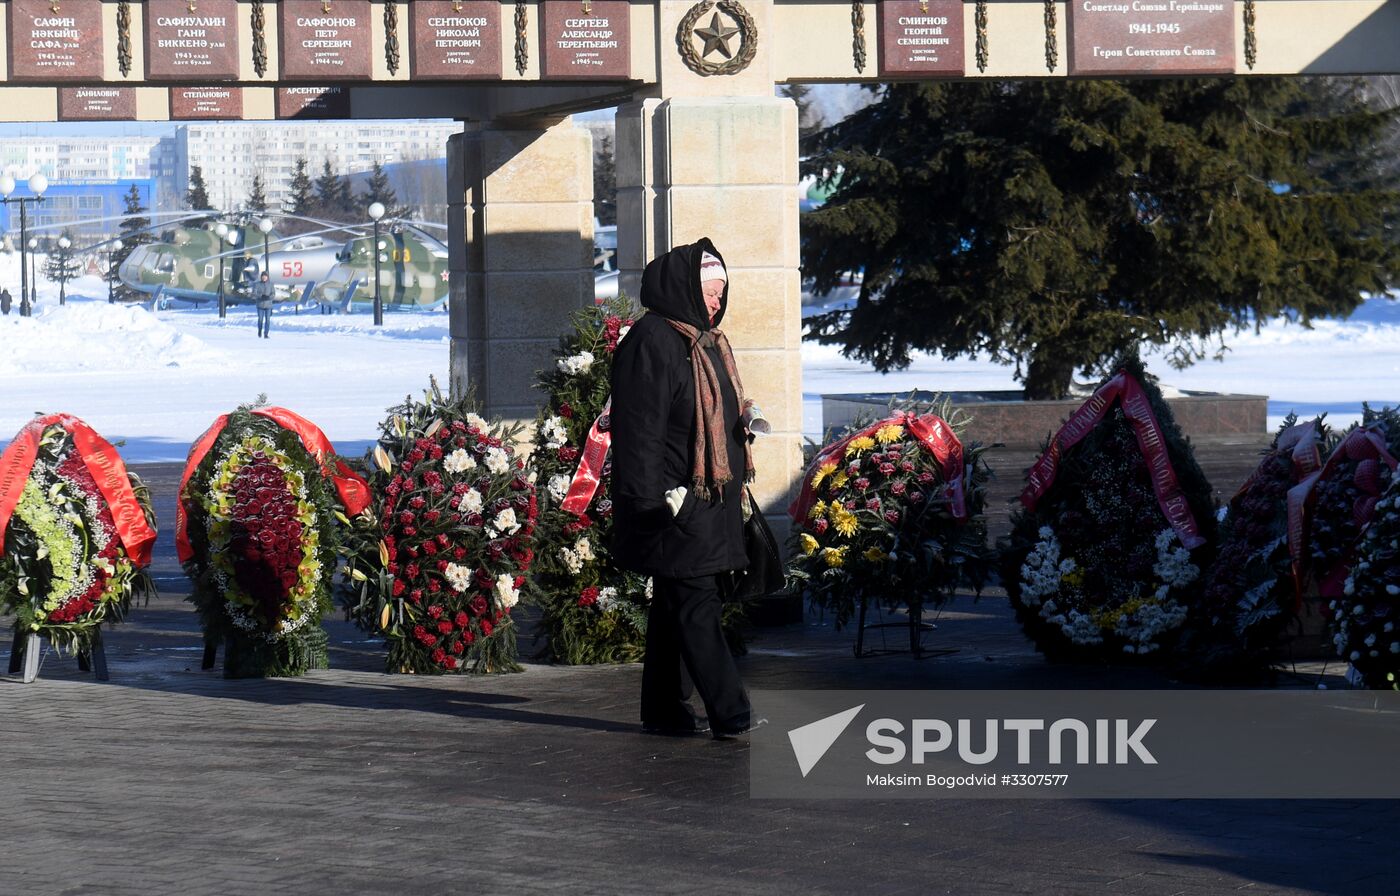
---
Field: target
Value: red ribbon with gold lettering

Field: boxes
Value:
[1285,425,1398,603]
[175,407,371,563]
[1019,370,1205,550]
[0,414,157,568]
[561,398,612,517]
[789,411,968,524]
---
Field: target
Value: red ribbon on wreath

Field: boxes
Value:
[175,407,371,563]
[561,398,612,517]
[1285,425,1398,604]
[789,411,967,524]
[0,413,157,568]
[1231,419,1324,504]
[1020,370,1206,550]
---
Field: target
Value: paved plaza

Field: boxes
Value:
[2,460,1396,896]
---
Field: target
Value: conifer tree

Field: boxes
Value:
[185,165,213,217]
[285,156,314,217]
[44,230,81,305]
[359,160,405,218]
[802,79,1400,399]
[246,174,269,214]
[110,185,152,301]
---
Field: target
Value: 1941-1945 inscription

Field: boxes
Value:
[1068,0,1235,75]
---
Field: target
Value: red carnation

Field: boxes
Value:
[559,402,574,419]
[454,611,470,628]
[813,518,829,535]
[431,647,446,663]
[392,579,406,597]
[854,477,870,491]
[578,586,600,607]
[427,604,444,619]
[437,620,455,634]
[450,639,465,655]
[480,619,494,637]
[559,446,580,464]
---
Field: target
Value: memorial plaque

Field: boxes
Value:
[279,0,373,80]
[540,0,630,80]
[276,86,352,119]
[170,86,245,120]
[5,0,104,82]
[1068,0,1235,75]
[409,1,503,79]
[145,0,240,81]
[58,87,137,121]
[877,0,966,76]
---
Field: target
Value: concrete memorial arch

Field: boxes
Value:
[1,0,1399,533]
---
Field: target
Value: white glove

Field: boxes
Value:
[664,487,688,518]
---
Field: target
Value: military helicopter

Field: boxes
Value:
[308,223,450,312]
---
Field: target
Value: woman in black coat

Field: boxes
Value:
[610,238,755,738]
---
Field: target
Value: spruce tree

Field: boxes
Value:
[185,165,212,215]
[285,156,314,217]
[110,185,152,301]
[246,174,269,214]
[359,160,405,218]
[592,135,616,227]
[44,230,81,305]
[802,79,1400,400]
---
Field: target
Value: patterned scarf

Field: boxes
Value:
[665,319,755,500]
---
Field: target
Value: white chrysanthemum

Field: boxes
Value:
[598,586,620,613]
[541,416,569,450]
[458,488,484,515]
[1151,528,1199,589]
[465,413,488,431]
[547,474,571,503]
[560,546,584,574]
[485,446,510,475]
[444,563,473,593]
[443,448,477,474]
[495,573,520,609]
[489,507,520,536]
[574,537,594,562]
[556,351,595,375]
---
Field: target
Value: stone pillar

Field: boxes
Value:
[615,96,804,546]
[447,117,596,422]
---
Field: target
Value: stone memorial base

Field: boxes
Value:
[823,389,1269,448]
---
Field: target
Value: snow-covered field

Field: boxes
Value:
[1,253,1396,460]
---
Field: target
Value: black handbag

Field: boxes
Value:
[725,488,786,601]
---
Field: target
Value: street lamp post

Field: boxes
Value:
[27,238,38,312]
[258,217,273,280]
[368,201,385,326]
[56,235,71,305]
[0,173,48,318]
[215,222,230,319]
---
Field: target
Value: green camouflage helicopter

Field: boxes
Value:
[308,223,449,312]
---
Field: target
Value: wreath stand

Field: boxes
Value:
[852,595,958,659]
[7,626,109,683]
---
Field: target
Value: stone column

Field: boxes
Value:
[615,96,805,548]
[447,117,596,423]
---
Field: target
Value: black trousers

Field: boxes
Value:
[642,574,750,731]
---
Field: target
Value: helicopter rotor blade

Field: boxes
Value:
[9,210,221,236]
[36,213,225,256]
[191,223,375,264]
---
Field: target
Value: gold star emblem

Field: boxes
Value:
[187,1,198,12]
[322,1,333,13]
[50,1,61,13]
[694,11,740,59]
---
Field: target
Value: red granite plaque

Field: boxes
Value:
[877,0,965,76]
[1068,0,1235,75]
[540,0,630,80]
[409,1,503,79]
[6,0,104,82]
[145,0,240,80]
[170,86,245,120]
[276,86,352,119]
[58,87,137,121]
[279,0,373,80]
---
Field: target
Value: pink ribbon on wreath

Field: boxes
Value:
[789,411,967,524]
[1285,425,1398,605]
[1020,370,1205,550]
[0,413,157,568]
[175,407,371,563]
[561,398,612,517]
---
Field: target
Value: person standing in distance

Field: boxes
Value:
[610,238,760,739]
[253,271,275,339]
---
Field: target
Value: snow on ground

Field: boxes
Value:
[1,256,448,461]
[801,295,1400,438]
[1,251,1396,459]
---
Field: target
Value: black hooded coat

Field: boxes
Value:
[609,239,750,580]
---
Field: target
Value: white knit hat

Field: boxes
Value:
[699,251,727,283]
